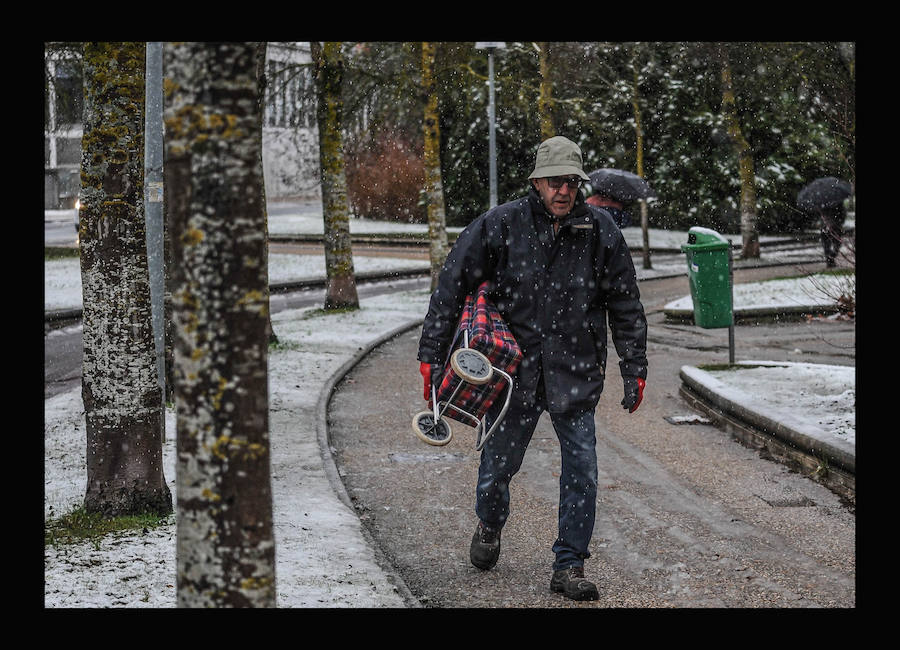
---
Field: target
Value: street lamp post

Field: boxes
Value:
[145,42,165,441]
[475,42,505,208]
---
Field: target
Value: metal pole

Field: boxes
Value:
[145,42,166,441]
[487,49,498,208]
[728,241,735,364]
[476,43,505,209]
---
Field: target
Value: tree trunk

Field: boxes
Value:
[718,45,760,259]
[79,42,172,518]
[537,42,554,140]
[164,41,276,608]
[631,46,652,269]
[422,42,449,291]
[311,41,359,310]
[255,42,278,345]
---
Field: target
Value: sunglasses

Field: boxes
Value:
[546,176,583,190]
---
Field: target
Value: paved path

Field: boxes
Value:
[327,267,856,608]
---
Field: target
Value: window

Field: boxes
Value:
[265,59,315,130]
[53,60,83,128]
[56,137,81,167]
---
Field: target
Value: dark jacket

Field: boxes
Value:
[418,187,648,413]
[820,204,845,233]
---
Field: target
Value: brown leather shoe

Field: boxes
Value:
[550,566,599,601]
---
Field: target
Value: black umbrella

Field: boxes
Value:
[797,176,852,212]
[587,168,656,203]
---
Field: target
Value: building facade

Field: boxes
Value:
[43,42,321,210]
[44,48,83,209]
[261,42,321,201]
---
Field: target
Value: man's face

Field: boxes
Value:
[534,176,581,218]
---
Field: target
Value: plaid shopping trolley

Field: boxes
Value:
[412,282,523,450]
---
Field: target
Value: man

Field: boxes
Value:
[818,204,845,268]
[417,135,648,601]
[586,192,631,229]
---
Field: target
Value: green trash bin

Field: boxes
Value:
[680,227,733,328]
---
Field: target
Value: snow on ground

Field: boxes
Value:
[683,361,855,450]
[44,207,855,608]
[44,254,427,311]
[664,273,853,312]
[45,287,431,608]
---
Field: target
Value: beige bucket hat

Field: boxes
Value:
[528,135,590,181]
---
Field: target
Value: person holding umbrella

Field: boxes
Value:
[417,135,648,601]
[797,176,852,268]
[586,192,630,228]
[586,168,657,229]
[819,203,845,268]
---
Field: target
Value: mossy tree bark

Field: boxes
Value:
[311,41,359,310]
[79,42,172,518]
[718,44,760,259]
[422,42,448,291]
[254,42,278,344]
[631,45,652,270]
[538,42,554,140]
[164,41,276,608]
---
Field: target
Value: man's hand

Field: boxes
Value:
[621,376,645,413]
[420,362,433,401]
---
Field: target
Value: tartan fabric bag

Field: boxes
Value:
[432,282,523,426]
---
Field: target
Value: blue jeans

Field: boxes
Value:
[475,390,598,571]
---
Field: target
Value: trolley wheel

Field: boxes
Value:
[450,348,493,385]
[412,411,453,446]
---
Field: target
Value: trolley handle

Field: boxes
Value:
[474,366,514,451]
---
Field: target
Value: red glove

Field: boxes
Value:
[420,362,432,401]
[622,376,645,413]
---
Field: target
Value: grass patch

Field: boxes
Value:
[45,507,172,548]
[764,269,853,283]
[45,246,80,260]
[298,305,360,320]
[347,230,459,243]
[269,338,302,352]
[698,363,773,372]
[817,268,854,277]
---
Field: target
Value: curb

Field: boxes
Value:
[44,269,432,329]
[664,303,841,324]
[269,267,430,294]
[46,256,823,329]
[314,317,426,608]
[678,365,855,505]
